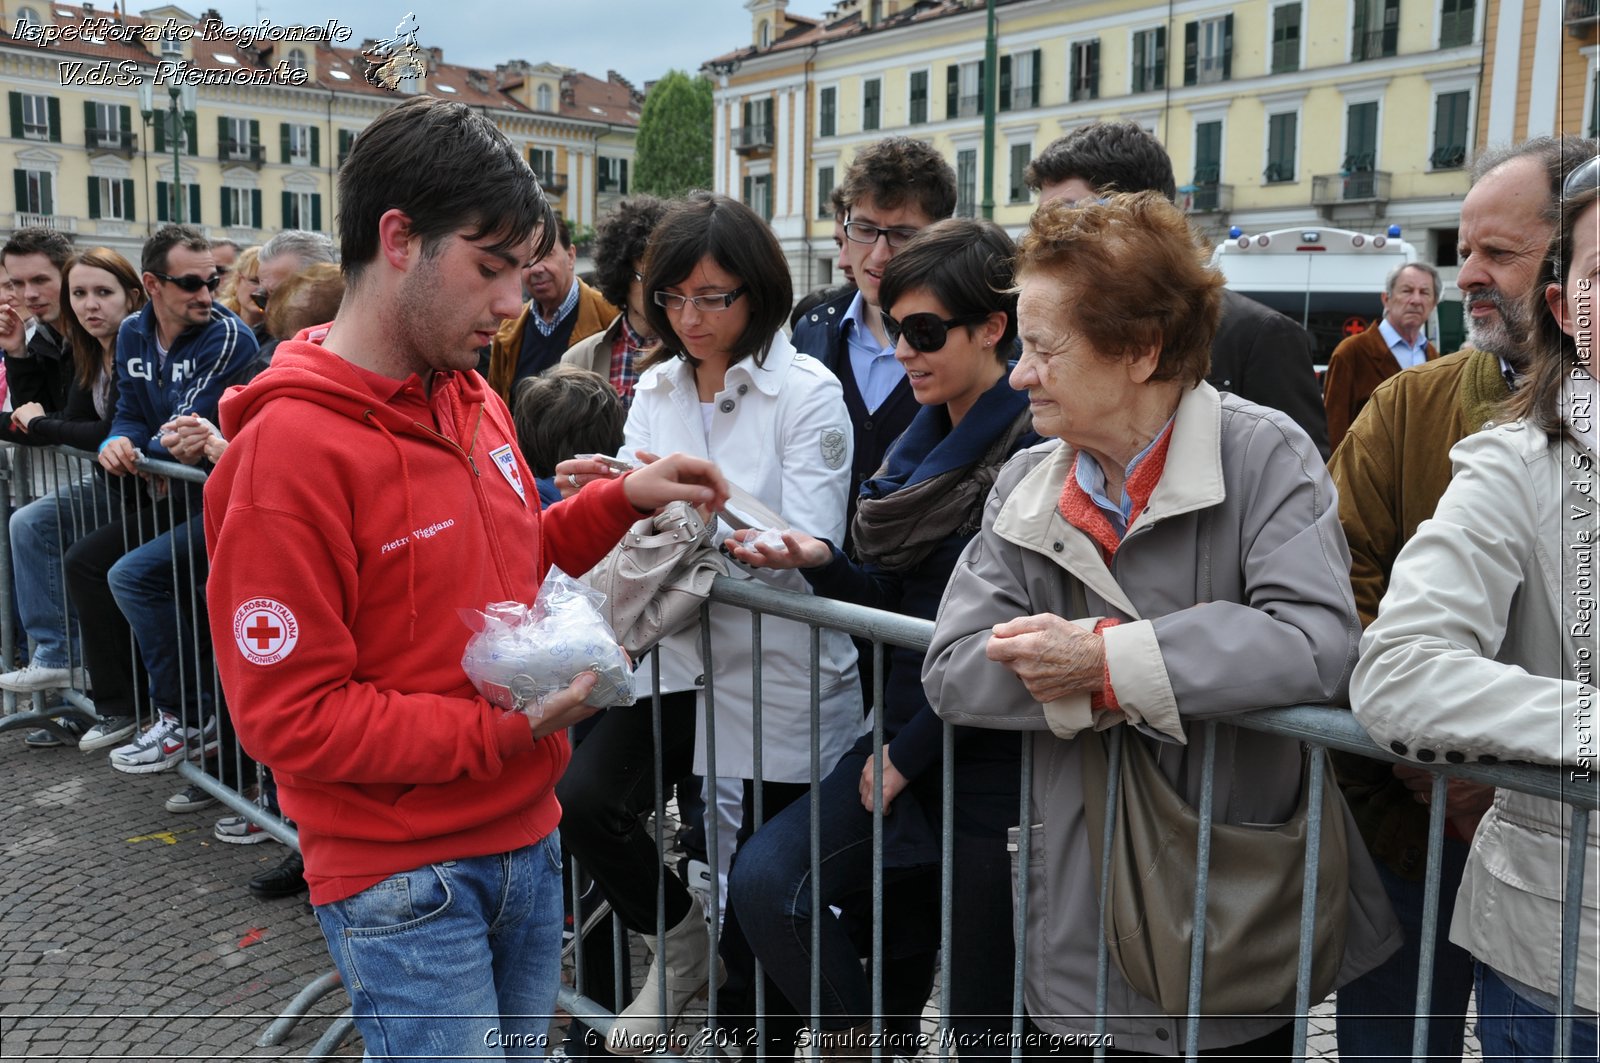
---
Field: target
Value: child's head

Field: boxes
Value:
[511,365,625,478]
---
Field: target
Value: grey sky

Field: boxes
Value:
[198,0,830,90]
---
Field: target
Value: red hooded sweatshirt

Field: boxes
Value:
[205,337,641,905]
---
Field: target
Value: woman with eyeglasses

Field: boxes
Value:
[1351,160,1600,1060]
[724,217,1035,1054]
[559,191,861,1051]
[0,248,143,743]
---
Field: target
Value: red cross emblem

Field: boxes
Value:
[233,598,299,665]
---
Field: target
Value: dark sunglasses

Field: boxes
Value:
[1565,155,1600,200]
[881,310,991,353]
[151,270,221,293]
[250,289,269,310]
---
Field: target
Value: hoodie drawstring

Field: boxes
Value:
[365,410,420,642]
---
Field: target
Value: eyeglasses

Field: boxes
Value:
[654,286,748,312]
[1564,155,1600,200]
[882,310,992,353]
[250,289,270,311]
[843,220,922,249]
[151,271,221,293]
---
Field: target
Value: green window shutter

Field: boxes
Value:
[976,59,985,110]
[218,115,229,154]
[120,105,131,135]
[1222,16,1234,80]
[88,175,101,218]
[153,109,166,152]
[282,190,293,227]
[84,100,97,138]
[189,183,201,224]
[39,174,51,214]
[1183,21,1198,86]
[1155,27,1167,90]
[13,169,27,212]
[1031,49,1042,107]
[156,180,169,221]
[8,93,21,139]
[251,189,261,227]
[123,178,135,221]
[182,113,196,155]
[620,159,628,194]
[46,96,60,142]
[998,54,1012,112]
[311,193,321,231]
[220,186,231,227]
[946,64,958,120]
[280,122,291,164]
[1089,41,1100,99]
[250,119,260,155]
[310,127,320,167]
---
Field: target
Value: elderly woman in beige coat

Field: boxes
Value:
[924,193,1399,1057]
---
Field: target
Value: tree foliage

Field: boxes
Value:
[634,70,714,198]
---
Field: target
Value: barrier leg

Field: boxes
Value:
[256,970,345,1047]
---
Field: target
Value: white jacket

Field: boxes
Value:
[624,333,863,783]
[1351,420,1599,1010]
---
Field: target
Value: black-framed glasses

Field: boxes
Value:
[1564,155,1600,200]
[882,310,991,353]
[151,271,221,293]
[654,286,748,312]
[843,220,921,249]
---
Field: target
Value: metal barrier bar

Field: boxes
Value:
[1292,745,1330,1059]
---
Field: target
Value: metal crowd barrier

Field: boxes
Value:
[3,440,1596,1062]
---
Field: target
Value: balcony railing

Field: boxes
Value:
[1195,55,1226,85]
[1008,84,1035,110]
[1132,63,1164,93]
[1311,169,1393,206]
[956,93,983,118]
[12,212,78,233]
[1568,0,1599,27]
[733,124,774,154]
[1352,26,1398,60]
[1180,182,1233,214]
[1430,143,1467,170]
[534,170,568,196]
[86,127,136,156]
[218,139,266,167]
[1069,77,1098,102]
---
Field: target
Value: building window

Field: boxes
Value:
[817,165,835,219]
[14,6,40,27]
[1192,121,1222,195]
[1132,28,1166,93]
[1069,40,1100,101]
[759,20,770,48]
[1430,91,1470,170]
[1344,101,1380,197]
[742,173,773,221]
[819,86,836,137]
[739,97,774,150]
[13,169,53,215]
[599,156,629,194]
[1353,0,1400,61]
[161,29,183,58]
[1265,112,1297,183]
[536,84,553,111]
[88,175,134,220]
[862,78,881,131]
[955,148,977,218]
[86,101,131,150]
[286,47,308,71]
[947,60,985,119]
[1271,4,1301,73]
[1008,142,1032,204]
[909,71,928,125]
[283,190,320,230]
[155,181,200,224]
[1000,49,1040,111]
[221,186,260,229]
[12,92,55,141]
[283,123,317,165]
[529,147,556,185]
[1185,15,1233,86]
[153,109,197,155]
[1440,0,1475,47]
[222,117,257,161]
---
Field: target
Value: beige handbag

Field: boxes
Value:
[1080,725,1350,1015]
[583,501,727,658]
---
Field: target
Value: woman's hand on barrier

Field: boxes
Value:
[0,303,26,357]
[525,670,604,739]
[859,743,910,813]
[10,401,45,431]
[985,613,1106,704]
[722,528,830,570]
[621,452,729,515]
[98,435,140,476]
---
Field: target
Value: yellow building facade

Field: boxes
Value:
[706,0,1489,296]
[1,1,639,267]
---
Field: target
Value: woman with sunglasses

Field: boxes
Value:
[1,248,143,740]
[1351,160,1600,1060]
[724,217,1034,1054]
[559,192,861,1051]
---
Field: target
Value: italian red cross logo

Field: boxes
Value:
[233,598,300,666]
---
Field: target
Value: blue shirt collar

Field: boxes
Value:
[530,278,580,337]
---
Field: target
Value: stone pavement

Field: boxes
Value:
[2,724,1459,1061]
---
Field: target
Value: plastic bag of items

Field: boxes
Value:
[460,568,635,717]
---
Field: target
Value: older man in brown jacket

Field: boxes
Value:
[1322,262,1442,450]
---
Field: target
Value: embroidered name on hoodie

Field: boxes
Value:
[379,518,458,555]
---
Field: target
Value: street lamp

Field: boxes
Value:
[138,75,197,223]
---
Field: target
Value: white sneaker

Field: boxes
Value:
[108,712,218,775]
[78,715,136,751]
[0,661,80,693]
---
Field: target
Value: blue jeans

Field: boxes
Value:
[10,476,116,667]
[1336,835,1476,1062]
[314,833,566,1061]
[1476,964,1599,1062]
[107,515,210,716]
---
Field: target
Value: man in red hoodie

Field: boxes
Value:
[204,96,726,1059]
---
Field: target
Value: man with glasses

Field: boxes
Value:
[1332,135,1596,1063]
[71,223,258,770]
[791,136,956,552]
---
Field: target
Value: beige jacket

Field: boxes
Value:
[925,383,1400,1050]
[1352,421,1600,1010]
